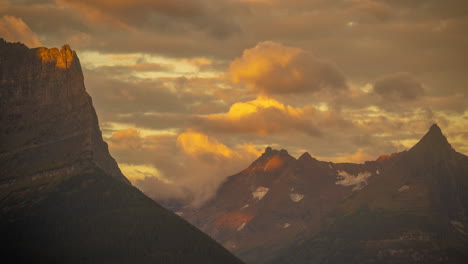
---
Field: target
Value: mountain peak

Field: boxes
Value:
[298,152,317,162]
[409,123,453,157]
[428,123,442,135]
[261,147,289,157]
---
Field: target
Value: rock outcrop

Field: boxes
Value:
[0,38,128,185]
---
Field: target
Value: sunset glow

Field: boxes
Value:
[2,0,466,206]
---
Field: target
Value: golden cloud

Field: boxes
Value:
[177,130,234,158]
[108,128,143,151]
[230,41,346,94]
[202,96,320,136]
[107,127,262,206]
[0,16,42,48]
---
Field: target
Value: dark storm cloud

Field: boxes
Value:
[58,0,241,39]
[373,72,424,101]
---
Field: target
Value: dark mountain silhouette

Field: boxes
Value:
[0,39,243,264]
[182,124,468,264]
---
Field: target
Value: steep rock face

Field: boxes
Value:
[0,38,128,184]
[0,39,244,264]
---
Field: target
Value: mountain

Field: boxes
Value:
[0,39,243,264]
[182,125,468,264]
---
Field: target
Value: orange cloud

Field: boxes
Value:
[203,96,320,136]
[107,127,262,206]
[230,41,346,94]
[110,128,141,140]
[177,130,234,158]
[224,96,303,119]
[0,16,42,47]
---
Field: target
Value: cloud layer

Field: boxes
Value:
[2,0,467,207]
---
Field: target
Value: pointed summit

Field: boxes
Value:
[298,152,318,162]
[428,123,443,135]
[409,124,454,158]
[299,152,312,161]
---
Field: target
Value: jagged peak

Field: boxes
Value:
[298,152,314,161]
[409,123,454,157]
[264,146,273,154]
[247,147,295,170]
[0,39,78,70]
[260,147,291,157]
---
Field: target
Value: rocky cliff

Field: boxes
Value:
[0,39,244,264]
[0,38,128,185]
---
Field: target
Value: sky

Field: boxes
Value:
[1,0,467,206]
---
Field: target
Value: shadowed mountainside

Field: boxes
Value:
[0,39,243,264]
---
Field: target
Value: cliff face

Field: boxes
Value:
[0,39,244,264]
[0,38,128,184]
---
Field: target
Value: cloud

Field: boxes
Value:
[57,0,240,38]
[200,96,321,136]
[373,72,424,101]
[230,41,347,94]
[107,128,261,207]
[5,0,468,206]
[84,71,220,121]
[177,130,235,159]
[0,16,42,47]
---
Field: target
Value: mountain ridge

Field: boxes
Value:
[179,124,468,264]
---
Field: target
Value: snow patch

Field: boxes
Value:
[328,164,333,169]
[376,169,380,175]
[451,220,464,229]
[451,220,467,235]
[175,211,184,216]
[336,170,372,191]
[398,185,410,192]
[283,223,291,228]
[241,204,249,210]
[237,222,246,231]
[289,193,304,202]
[252,186,269,200]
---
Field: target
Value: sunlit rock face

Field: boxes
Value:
[0,38,128,185]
